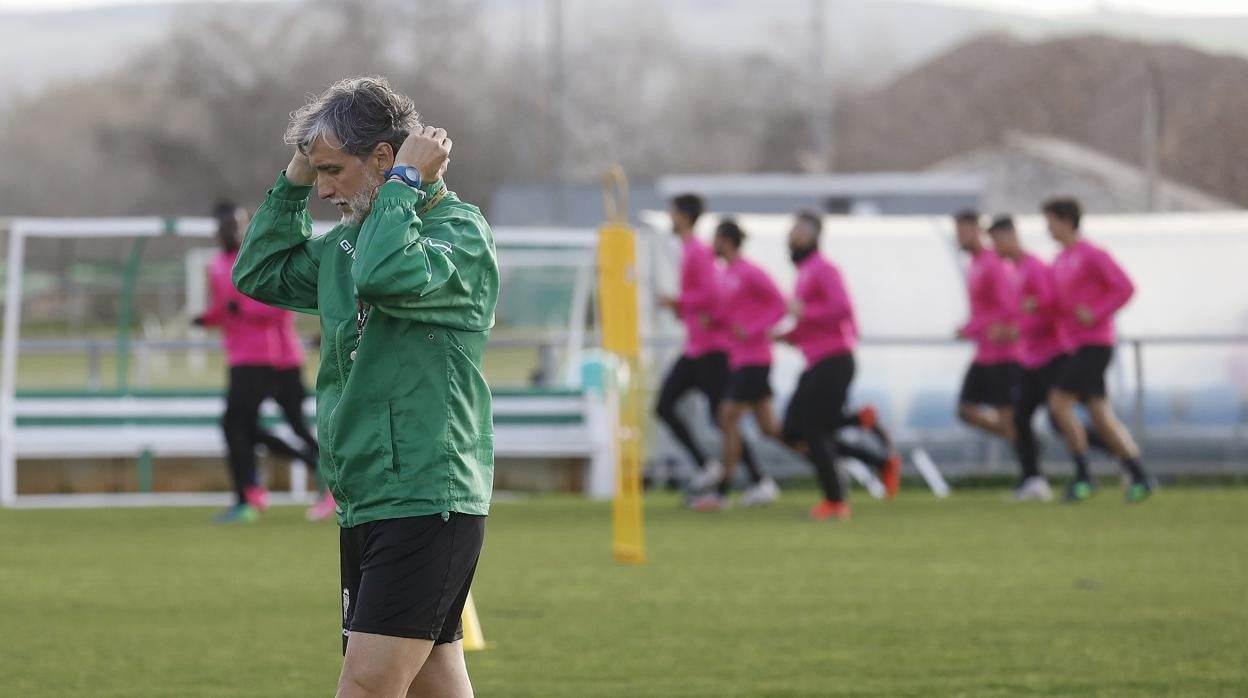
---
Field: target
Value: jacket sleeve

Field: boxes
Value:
[675,251,719,316]
[1017,262,1054,335]
[351,181,496,328]
[741,266,788,336]
[231,171,324,314]
[802,265,853,325]
[1088,247,1135,322]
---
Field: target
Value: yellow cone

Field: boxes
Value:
[461,591,487,651]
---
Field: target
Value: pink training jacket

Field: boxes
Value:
[200,250,287,367]
[783,252,857,365]
[272,312,306,370]
[1051,238,1135,348]
[674,235,729,357]
[720,255,787,369]
[960,248,1021,365]
[1013,253,1067,369]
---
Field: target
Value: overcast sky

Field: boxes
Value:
[3,0,1248,15]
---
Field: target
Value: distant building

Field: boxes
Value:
[928,131,1237,215]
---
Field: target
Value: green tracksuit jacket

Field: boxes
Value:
[233,172,499,528]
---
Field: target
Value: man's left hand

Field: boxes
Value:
[395,126,452,183]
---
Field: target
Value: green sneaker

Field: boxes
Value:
[213,504,259,524]
[1125,479,1154,504]
[1064,479,1093,503]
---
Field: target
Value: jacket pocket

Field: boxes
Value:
[383,399,443,485]
[373,402,399,483]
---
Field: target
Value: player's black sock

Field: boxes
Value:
[1086,424,1111,454]
[1121,457,1147,482]
[1072,452,1091,481]
[655,404,707,469]
[716,478,731,496]
[739,442,764,483]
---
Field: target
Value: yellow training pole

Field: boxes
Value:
[461,591,488,651]
[599,165,646,565]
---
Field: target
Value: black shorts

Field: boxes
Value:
[1016,354,1068,414]
[340,513,484,654]
[959,361,1020,407]
[726,365,772,403]
[1055,345,1114,400]
[656,351,731,414]
[783,353,855,442]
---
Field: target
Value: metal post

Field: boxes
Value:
[116,238,147,392]
[87,341,101,391]
[1,221,27,506]
[1133,340,1146,440]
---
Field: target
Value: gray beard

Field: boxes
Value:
[342,171,383,226]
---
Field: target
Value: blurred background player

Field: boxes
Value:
[690,219,784,511]
[1043,197,1154,503]
[953,210,1021,444]
[654,193,763,492]
[986,216,1059,501]
[777,211,902,520]
[196,202,326,522]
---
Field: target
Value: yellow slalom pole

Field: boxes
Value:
[599,165,646,564]
[461,591,488,651]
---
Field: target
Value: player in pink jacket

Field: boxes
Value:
[1043,197,1152,503]
[654,194,765,495]
[196,203,325,522]
[953,210,1021,443]
[776,212,902,520]
[689,220,783,511]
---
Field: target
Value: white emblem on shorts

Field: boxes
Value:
[342,588,351,622]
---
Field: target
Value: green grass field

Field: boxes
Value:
[2,488,1246,697]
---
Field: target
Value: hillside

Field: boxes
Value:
[836,34,1248,206]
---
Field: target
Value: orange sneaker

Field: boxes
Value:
[857,405,878,430]
[809,499,851,521]
[881,453,902,500]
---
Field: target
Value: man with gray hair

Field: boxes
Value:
[234,76,499,697]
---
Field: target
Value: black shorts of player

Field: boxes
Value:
[1055,344,1114,401]
[340,513,485,654]
[782,353,854,442]
[657,351,732,413]
[959,361,1020,407]
[1017,354,1068,411]
[726,364,772,403]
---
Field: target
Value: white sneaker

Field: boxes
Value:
[739,477,781,507]
[1012,476,1054,502]
[690,460,724,491]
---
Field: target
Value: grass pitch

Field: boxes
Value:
[2,487,1246,697]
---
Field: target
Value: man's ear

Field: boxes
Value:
[372,142,395,174]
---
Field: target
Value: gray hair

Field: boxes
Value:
[284,76,421,158]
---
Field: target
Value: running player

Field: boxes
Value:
[196,202,296,523]
[689,219,783,511]
[986,216,1059,501]
[1043,197,1153,503]
[654,193,765,493]
[953,210,1021,443]
[777,211,902,520]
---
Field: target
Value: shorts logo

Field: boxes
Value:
[342,588,351,622]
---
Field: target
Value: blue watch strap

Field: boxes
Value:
[384,166,422,189]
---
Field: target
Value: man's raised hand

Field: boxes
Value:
[395,126,452,183]
[286,149,316,186]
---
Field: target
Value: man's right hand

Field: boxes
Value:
[286,150,316,186]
